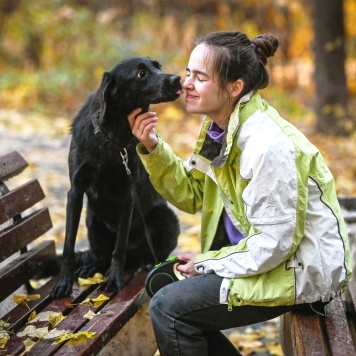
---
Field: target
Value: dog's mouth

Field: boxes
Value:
[152,85,183,104]
[168,88,184,101]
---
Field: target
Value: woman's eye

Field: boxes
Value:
[137,70,147,78]
[197,77,205,82]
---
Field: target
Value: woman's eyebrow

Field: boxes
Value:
[186,68,209,77]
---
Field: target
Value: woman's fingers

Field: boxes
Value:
[176,253,199,277]
[127,108,142,129]
[134,113,157,139]
[128,109,159,152]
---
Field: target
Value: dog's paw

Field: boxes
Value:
[76,265,97,279]
[51,274,74,299]
[99,273,125,294]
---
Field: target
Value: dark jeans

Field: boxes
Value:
[149,274,328,356]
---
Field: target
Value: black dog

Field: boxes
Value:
[52,57,181,298]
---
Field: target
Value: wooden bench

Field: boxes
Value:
[280,203,356,355]
[0,151,156,355]
[280,282,356,355]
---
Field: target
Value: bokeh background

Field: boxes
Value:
[0,1,355,355]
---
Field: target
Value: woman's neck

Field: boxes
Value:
[212,110,232,130]
[212,100,238,130]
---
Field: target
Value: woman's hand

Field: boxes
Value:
[128,108,159,153]
[176,253,200,278]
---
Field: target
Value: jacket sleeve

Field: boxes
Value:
[195,122,303,278]
[137,135,206,214]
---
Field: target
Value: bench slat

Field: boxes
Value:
[0,151,28,181]
[344,282,356,347]
[28,289,116,355]
[4,281,96,355]
[323,297,356,355]
[0,179,45,224]
[0,151,156,355]
[27,272,137,355]
[290,311,327,355]
[0,207,52,263]
[345,281,356,313]
[53,271,148,356]
[3,278,58,333]
[5,272,142,355]
[0,240,56,300]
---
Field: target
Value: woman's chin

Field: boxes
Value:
[184,103,201,114]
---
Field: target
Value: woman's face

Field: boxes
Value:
[183,43,232,129]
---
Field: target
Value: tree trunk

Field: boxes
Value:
[311,0,352,136]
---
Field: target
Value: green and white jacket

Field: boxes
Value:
[137,91,352,308]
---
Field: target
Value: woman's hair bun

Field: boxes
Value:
[251,34,279,65]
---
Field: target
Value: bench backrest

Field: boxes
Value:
[0,151,54,302]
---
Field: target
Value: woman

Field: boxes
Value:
[128,31,351,355]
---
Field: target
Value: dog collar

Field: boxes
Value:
[91,110,131,175]
[91,110,121,149]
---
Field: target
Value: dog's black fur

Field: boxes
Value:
[51,57,181,298]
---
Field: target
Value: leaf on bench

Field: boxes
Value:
[0,331,10,348]
[54,331,96,346]
[81,294,110,307]
[0,319,10,330]
[28,310,37,322]
[43,329,68,340]
[16,325,67,340]
[83,310,97,320]
[13,293,41,305]
[17,325,49,338]
[78,273,107,288]
[22,338,36,353]
[28,311,65,328]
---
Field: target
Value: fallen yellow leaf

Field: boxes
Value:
[28,310,37,322]
[266,341,284,356]
[54,331,96,346]
[228,330,265,356]
[78,273,106,288]
[0,320,10,331]
[49,312,65,328]
[82,294,109,307]
[28,311,65,326]
[17,325,49,339]
[43,329,68,340]
[0,332,10,348]
[22,338,37,353]
[13,294,40,305]
[83,310,97,320]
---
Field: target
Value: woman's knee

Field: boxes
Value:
[149,282,183,321]
[150,286,169,315]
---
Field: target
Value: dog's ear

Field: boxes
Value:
[98,72,118,123]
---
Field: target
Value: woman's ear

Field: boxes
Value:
[230,79,244,98]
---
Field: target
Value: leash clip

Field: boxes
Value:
[120,148,131,175]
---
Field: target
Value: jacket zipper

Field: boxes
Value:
[227,280,234,311]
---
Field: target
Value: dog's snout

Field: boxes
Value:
[170,75,181,84]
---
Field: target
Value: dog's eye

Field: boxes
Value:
[137,70,147,78]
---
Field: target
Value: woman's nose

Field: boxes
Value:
[182,78,193,89]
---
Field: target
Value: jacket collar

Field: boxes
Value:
[214,91,254,167]
[198,91,254,167]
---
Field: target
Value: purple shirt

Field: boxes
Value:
[207,122,244,245]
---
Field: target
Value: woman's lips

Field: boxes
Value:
[185,93,198,100]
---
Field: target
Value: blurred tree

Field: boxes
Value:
[311,0,354,135]
[0,0,20,36]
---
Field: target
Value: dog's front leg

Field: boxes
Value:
[100,190,135,293]
[52,185,84,298]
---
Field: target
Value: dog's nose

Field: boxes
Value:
[170,75,181,84]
